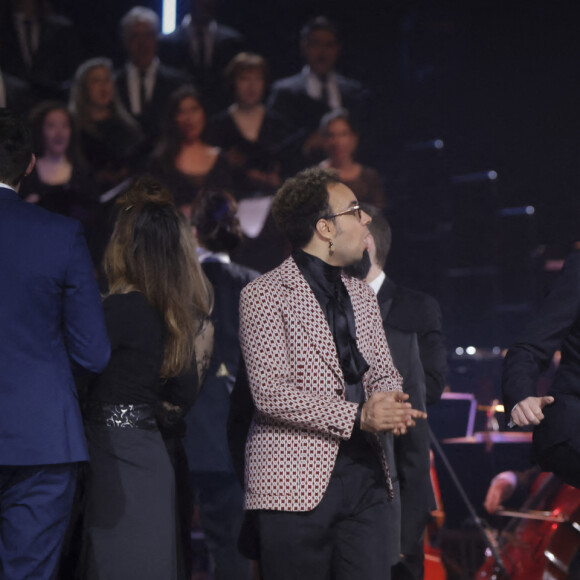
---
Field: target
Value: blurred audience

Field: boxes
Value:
[319,109,385,208]
[0,68,32,113]
[207,52,298,197]
[159,0,245,115]
[0,0,82,100]
[69,58,144,192]
[267,16,373,162]
[115,7,190,152]
[19,101,105,265]
[149,86,234,217]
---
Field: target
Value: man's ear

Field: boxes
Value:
[24,154,36,177]
[315,217,333,241]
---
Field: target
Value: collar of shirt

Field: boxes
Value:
[302,66,342,109]
[0,182,17,192]
[126,58,159,115]
[197,248,231,264]
[368,270,386,296]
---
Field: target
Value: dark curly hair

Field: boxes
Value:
[271,167,340,249]
[191,189,243,254]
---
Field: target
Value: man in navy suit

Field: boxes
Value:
[267,16,373,163]
[0,109,110,579]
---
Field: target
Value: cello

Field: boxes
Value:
[475,472,580,579]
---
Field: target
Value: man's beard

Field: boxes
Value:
[343,249,371,280]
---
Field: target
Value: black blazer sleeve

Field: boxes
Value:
[502,251,580,420]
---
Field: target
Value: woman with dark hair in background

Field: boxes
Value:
[20,101,105,263]
[82,176,213,580]
[150,86,234,217]
[207,52,297,197]
[184,189,258,580]
[69,57,144,192]
[319,108,385,208]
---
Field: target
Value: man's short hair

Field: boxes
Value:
[272,167,340,249]
[361,203,391,269]
[300,16,340,43]
[120,6,160,38]
[0,109,32,187]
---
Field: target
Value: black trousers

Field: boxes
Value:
[256,437,391,580]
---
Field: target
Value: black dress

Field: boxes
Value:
[149,151,235,207]
[19,166,106,267]
[206,109,301,196]
[83,292,198,580]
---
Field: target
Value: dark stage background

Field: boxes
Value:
[51,0,580,352]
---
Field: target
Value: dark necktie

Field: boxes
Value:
[318,75,329,107]
[197,31,206,69]
[139,70,147,113]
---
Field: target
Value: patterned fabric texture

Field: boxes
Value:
[239,256,403,511]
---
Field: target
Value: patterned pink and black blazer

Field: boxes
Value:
[239,256,403,512]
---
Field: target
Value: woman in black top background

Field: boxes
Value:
[82,176,213,580]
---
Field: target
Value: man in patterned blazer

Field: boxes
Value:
[238,167,426,580]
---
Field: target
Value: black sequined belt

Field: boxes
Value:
[85,402,158,430]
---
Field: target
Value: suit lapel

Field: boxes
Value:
[280,258,344,383]
[377,277,397,322]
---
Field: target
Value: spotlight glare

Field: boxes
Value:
[162,0,177,35]
[466,346,476,355]
[455,347,464,355]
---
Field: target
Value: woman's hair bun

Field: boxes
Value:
[117,175,174,211]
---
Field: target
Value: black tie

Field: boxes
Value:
[197,31,206,69]
[139,70,147,113]
[319,75,329,107]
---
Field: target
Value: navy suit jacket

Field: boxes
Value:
[184,259,258,473]
[0,186,110,466]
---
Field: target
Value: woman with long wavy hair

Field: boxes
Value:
[82,176,213,580]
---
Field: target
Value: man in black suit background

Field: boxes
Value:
[267,16,373,164]
[346,204,447,579]
[0,0,81,100]
[158,0,245,115]
[502,250,580,488]
[115,7,190,153]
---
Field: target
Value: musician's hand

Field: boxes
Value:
[510,396,554,426]
[484,472,517,514]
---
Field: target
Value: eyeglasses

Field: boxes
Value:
[324,204,362,221]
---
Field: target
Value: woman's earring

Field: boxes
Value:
[329,240,334,255]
